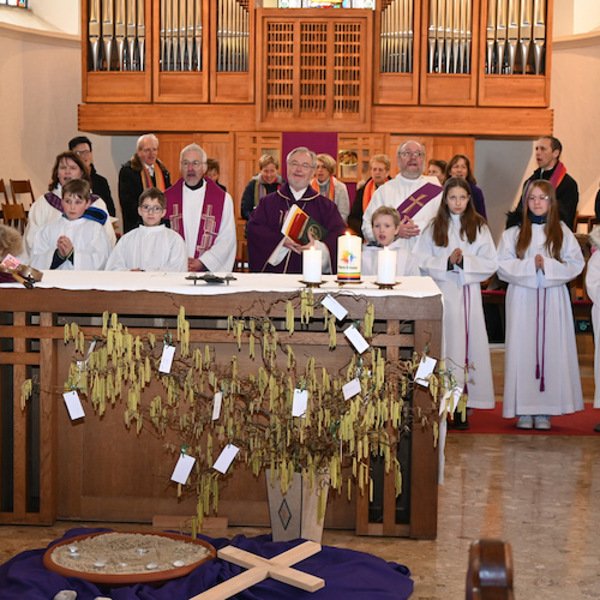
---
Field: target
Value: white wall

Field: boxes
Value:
[29,0,79,35]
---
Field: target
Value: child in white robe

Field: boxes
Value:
[414,177,498,429]
[361,206,420,277]
[498,179,584,430]
[105,188,187,272]
[584,226,600,430]
[30,179,111,271]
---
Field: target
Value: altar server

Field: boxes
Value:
[497,179,584,430]
[362,206,420,277]
[105,188,187,272]
[585,226,600,430]
[30,179,111,271]
[414,177,497,429]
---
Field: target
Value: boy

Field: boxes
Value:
[30,179,111,270]
[105,187,187,271]
[362,206,420,277]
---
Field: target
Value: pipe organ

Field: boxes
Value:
[79,0,554,216]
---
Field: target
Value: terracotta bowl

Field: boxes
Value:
[42,530,216,585]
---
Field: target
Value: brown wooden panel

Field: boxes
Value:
[478,75,549,108]
[155,72,209,103]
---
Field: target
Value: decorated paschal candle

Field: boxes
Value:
[337,232,362,282]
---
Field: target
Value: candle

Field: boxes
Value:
[337,233,362,282]
[302,246,322,283]
[377,247,397,285]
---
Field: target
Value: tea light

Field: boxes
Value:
[146,562,159,570]
[173,560,185,568]
[302,246,322,283]
[377,247,397,285]
[337,232,362,282]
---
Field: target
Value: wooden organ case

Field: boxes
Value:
[79,0,554,217]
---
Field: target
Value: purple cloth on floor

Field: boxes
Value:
[0,528,413,599]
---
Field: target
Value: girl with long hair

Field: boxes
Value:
[497,180,584,430]
[414,177,498,428]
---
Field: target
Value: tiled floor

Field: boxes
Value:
[2,338,599,599]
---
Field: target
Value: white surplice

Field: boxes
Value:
[361,239,421,277]
[414,214,498,408]
[105,224,187,272]
[585,236,600,408]
[30,216,112,271]
[25,187,116,253]
[497,223,584,417]
[362,174,442,250]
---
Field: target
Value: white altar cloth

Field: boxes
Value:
[7,271,442,299]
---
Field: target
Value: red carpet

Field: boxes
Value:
[449,402,600,436]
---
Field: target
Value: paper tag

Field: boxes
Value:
[63,390,85,421]
[0,254,21,269]
[212,392,223,420]
[450,387,463,412]
[84,339,97,365]
[159,344,176,373]
[292,389,308,417]
[415,356,437,387]
[321,294,348,321]
[213,444,240,474]
[343,325,369,354]
[171,454,196,485]
[343,378,361,400]
[438,386,463,415]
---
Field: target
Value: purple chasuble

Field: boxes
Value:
[165,178,226,259]
[246,183,348,274]
[44,192,102,212]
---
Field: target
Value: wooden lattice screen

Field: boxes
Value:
[264,15,366,120]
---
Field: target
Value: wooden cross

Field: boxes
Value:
[189,540,325,600]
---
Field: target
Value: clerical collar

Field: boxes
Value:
[528,211,547,224]
[290,186,308,201]
[185,179,204,191]
[540,162,557,176]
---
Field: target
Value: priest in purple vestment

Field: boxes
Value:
[247,147,348,274]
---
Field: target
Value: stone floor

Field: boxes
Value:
[2,338,599,599]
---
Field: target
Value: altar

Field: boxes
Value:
[0,272,442,539]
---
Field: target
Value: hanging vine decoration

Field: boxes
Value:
[22,290,456,535]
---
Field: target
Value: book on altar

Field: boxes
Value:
[281,205,328,245]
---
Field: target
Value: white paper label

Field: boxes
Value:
[159,344,176,373]
[212,392,223,420]
[321,294,348,321]
[63,390,85,421]
[343,378,361,400]
[171,454,196,485]
[343,325,369,354]
[292,389,308,417]
[415,356,437,387]
[213,444,240,474]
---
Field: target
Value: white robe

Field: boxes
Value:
[181,184,237,273]
[414,214,498,408]
[30,216,112,271]
[105,224,188,272]
[497,223,584,417]
[25,187,117,254]
[585,249,600,408]
[361,239,421,277]
[362,174,442,250]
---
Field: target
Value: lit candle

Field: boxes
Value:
[337,232,362,282]
[377,246,397,285]
[302,246,322,283]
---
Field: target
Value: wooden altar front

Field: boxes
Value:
[0,274,442,538]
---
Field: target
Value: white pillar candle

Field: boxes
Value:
[302,246,322,283]
[337,233,362,281]
[377,247,397,285]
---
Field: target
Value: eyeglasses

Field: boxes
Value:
[289,161,315,170]
[75,149,91,156]
[399,151,425,159]
[528,195,550,201]
[139,205,164,213]
[182,160,206,168]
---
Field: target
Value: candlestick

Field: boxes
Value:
[337,233,362,282]
[377,247,397,285]
[302,246,322,284]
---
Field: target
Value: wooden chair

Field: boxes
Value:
[2,203,28,234]
[0,179,8,204]
[9,179,35,211]
[466,539,514,600]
